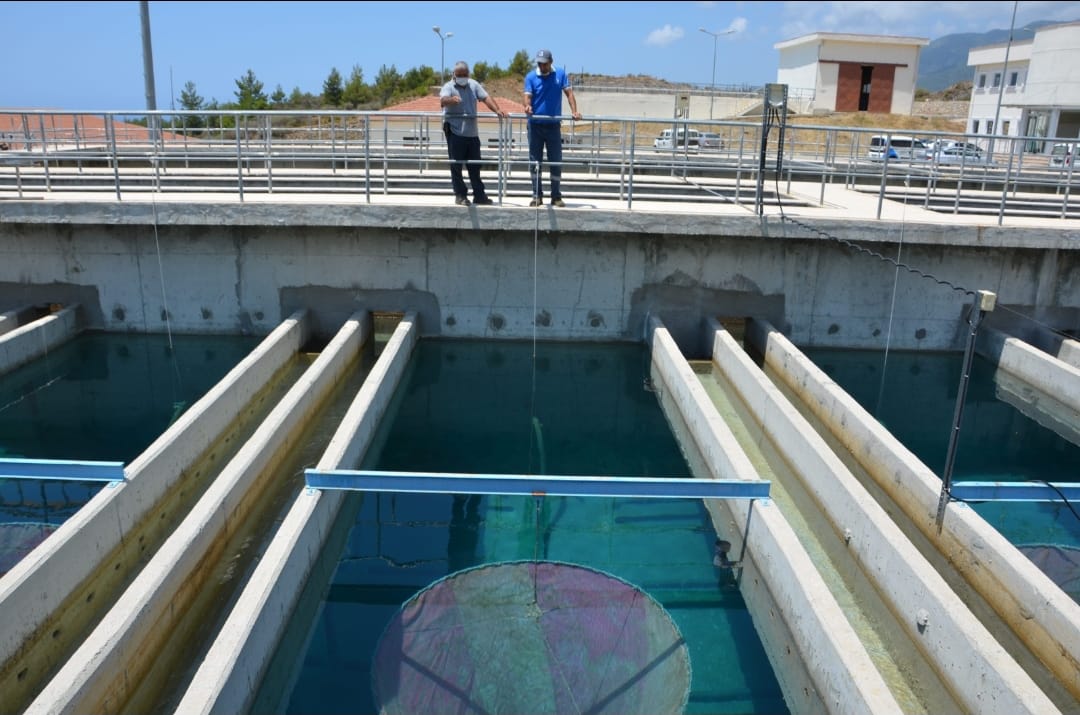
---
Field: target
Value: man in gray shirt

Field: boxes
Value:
[440,61,508,205]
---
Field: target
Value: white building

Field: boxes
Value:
[967,22,1080,155]
[774,33,928,115]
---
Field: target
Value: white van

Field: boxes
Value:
[654,128,700,150]
[868,135,930,161]
[1050,143,1074,168]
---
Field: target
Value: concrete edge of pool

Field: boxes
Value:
[0,309,311,709]
[711,318,1058,714]
[173,312,418,714]
[21,313,370,713]
[182,313,911,715]
[3,307,1079,714]
[747,317,1080,705]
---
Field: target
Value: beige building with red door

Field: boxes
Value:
[774,33,928,115]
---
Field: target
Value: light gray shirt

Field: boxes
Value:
[440,78,489,138]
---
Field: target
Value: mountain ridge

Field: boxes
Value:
[917,20,1073,91]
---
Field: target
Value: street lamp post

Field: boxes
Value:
[432,26,453,83]
[698,28,735,120]
[989,0,1019,161]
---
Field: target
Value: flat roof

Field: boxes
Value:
[775,32,930,50]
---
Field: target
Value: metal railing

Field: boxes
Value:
[0,109,1077,223]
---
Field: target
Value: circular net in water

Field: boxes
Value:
[372,560,691,715]
[0,522,58,575]
[1018,544,1080,602]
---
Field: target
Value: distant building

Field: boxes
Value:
[774,33,929,115]
[966,22,1080,154]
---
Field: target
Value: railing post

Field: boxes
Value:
[234,114,244,202]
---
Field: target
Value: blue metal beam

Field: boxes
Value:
[304,469,769,500]
[950,481,1080,503]
[0,458,125,483]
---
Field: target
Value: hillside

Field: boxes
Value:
[917,20,1068,91]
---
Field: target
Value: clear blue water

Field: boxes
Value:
[0,331,260,528]
[262,340,789,715]
[801,347,1080,595]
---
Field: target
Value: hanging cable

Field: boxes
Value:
[527,198,541,475]
[875,179,910,416]
[150,196,186,420]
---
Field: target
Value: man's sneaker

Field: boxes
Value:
[455,196,471,206]
[551,198,566,207]
[529,197,543,207]
[473,196,494,205]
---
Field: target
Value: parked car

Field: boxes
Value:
[934,143,987,165]
[654,128,700,150]
[929,139,980,155]
[1050,142,1074,168]
[868,135,931,161]
[698,132,724,150]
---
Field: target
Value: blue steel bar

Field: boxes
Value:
[305,469,769,500]
[950,481,1080,503]
[0,458,125,482]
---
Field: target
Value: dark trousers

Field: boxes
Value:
[528,122,563,200]
[445,129,487,200]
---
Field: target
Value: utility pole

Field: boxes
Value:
[139,1,158,144]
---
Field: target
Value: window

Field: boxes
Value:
[978,74,987,88]
[992,73,1001,88]
[1002,120,1011,136]
[1009,71,1019,87]
[987,121,994,135]
[972,120,980,134]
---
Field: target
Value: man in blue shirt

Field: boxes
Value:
[441,61,508,206]
[523,49,581,207]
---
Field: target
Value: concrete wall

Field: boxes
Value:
[176,313,419,714]
[0,310,310,712]
[25,312,368,714]
[748,318,1080,708]
[1,204,1079,356]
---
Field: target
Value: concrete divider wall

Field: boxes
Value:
[1058,337,1080,369]
[0,305,40,337]
[714,319,1059,714]
[0,310,310,695]
[0,303,80,375]
[748,317,1080,704]
[175,313,419,715]
[25,312,369,714]
[995,330,1080,412]
[647,315,904,715]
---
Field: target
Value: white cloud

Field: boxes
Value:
[646,24,685,47]
[729,17,749,34]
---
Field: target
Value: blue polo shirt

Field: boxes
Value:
[524,67,571,123]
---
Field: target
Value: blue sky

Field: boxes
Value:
[5,1,1080,110]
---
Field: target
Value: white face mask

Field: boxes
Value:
[455,76,469,87]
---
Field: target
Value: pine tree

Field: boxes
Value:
[322,68,344,107]
[234,69,268,110]
[179,81,205,130]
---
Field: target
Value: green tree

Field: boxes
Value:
[288,86,320,109]
[234,68,268,110]
[373,64,402,106]
[323,67,344,107]
[179,80,205,130]
[401,65,436,97]
[508,50,531,77]
[270,84,287,107]
[472,61,491,83]
[342,65,371,108]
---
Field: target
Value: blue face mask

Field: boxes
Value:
[455,76,469,87]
